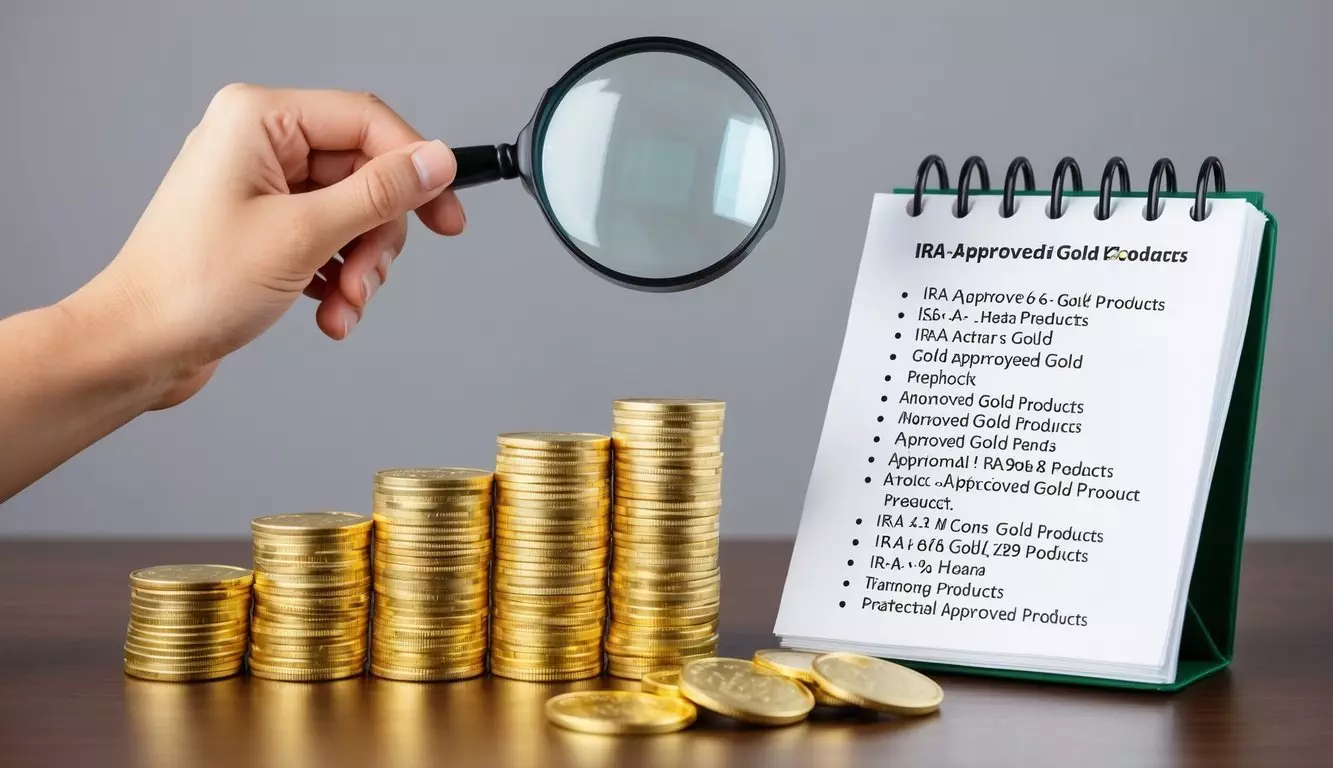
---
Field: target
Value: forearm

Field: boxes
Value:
[0,289,172,503]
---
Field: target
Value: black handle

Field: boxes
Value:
[449,144,520,190]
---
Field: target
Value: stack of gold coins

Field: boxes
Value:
[248,512,372,681]
[491,432,611,682]
[607,398,724,679]
[123,565,252,681]
[370,468,493,681]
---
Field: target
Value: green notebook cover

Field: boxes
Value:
[875,188,1277,691]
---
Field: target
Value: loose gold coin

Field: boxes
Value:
[752,649,819,683]
[808,682,855,708]
[678,657,814,726]
[544,691,696,735]
[809,652,943,716]
[641,669,683,698]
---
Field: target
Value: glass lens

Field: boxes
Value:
[536,50,777,282]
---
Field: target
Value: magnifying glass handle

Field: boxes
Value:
[449,144,520,191]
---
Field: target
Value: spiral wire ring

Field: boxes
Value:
[1145,158,1177,221]
[1095,157,1131,220]
[953,156,992,218]
[1047,157,1084,219]
[911,155,949,216]
[1192,156,1226,221]
[1001,157,1036,218]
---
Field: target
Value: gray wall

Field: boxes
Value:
[1,0,1328,537]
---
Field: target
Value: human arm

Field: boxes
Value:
[0,85,465,502]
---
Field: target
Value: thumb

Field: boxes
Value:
[297,139,456,252]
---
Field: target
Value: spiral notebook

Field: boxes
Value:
[774,156,1277,690]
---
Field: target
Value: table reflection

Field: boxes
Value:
[124,670,927,768]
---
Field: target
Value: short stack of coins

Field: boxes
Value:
[491,432,611,682]
[370,468,493,681]
[607,398,724,679]
[123,565,252,682]
[248,512,372,681]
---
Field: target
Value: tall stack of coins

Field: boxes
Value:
[491,432,611,682]
[123,565,252,682]
[370,468,493,681]
[249,512,372,681]
[607,398,724,679]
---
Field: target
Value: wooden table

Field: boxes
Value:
[0,539,1329,767]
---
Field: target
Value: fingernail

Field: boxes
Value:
[379,249,394,277]
[341,306,359,338]
[412,140,453,190]
[362,270,382,303]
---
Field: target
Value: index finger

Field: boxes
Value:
[271,88,426,157]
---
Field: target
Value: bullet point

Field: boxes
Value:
[894,332,901,339]
[877,416,884,422]
[898,312,905,319]
[901,292,908,298]
[842,580,850,587]
[847,559,854,566]
[873,436,880,443]
[864,477,871,483]
[839,601,847,608]
[855,518,862,525]
[881,395,888,402]
[867,457,874,463]
[885,375,892,381]
[890,354,897,361]
[852,539,859,546]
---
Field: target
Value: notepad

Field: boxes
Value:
[774,164,1268,685]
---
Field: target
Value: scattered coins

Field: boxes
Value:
[545,690,698,735]
[607,398,724,679]
[810,651,945,716]
[491,432,611,682]
[123,564,252,682]
[754,648,855,707]
[678,656,814,725]
[640,669,682,698]
[248,512,372,682]
[371,468,493,681]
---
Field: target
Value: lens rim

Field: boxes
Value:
[528,36,785,292]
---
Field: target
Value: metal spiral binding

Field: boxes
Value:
[952,156,991,218]
[909,156,1227,222]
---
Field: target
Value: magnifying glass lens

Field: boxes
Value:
[536,51,778,283]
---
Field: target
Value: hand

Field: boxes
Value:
[65,84,465,409]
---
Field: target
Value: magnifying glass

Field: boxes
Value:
[448,36,785,292]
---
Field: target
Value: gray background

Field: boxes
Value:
[1,0,1328,538]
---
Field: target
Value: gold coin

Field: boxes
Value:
[124,662,243,682]
[678,657,814,726]
[751,649,820,683]
[608,662,706,681]
[640,669,683,698]
[613,397,724,412]
[247,660,365,682]
[809,652,943,716]
[490,664,601,683]
[545,691,696,735]
[497,432,611,450]
[128,565,253,591]
[374,467,493,489]
[370,663,485,682]
[251,511,372,536]
[807,682,855,708]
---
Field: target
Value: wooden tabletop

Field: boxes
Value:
[0,539,1329,767]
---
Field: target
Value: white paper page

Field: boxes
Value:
[775,192,1258,676]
